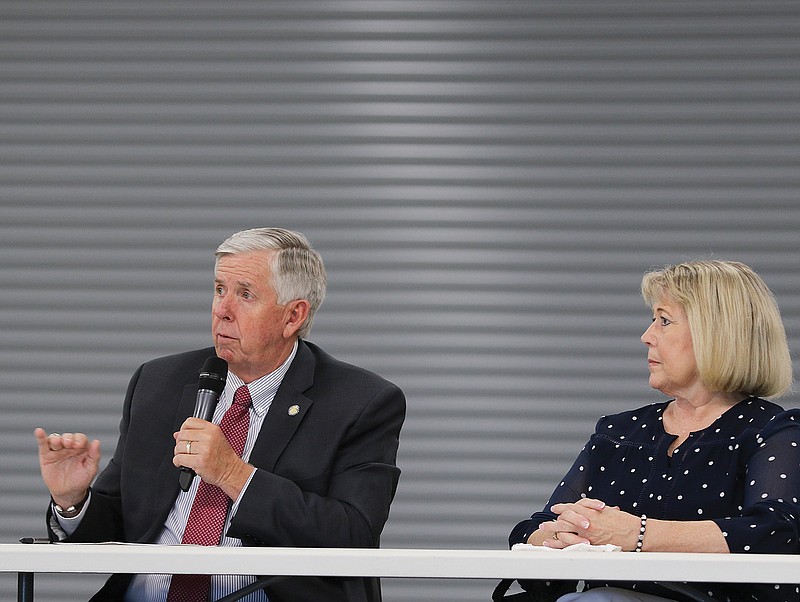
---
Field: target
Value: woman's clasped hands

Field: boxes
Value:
[540,498,641,551]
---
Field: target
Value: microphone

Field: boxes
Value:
[178,356,228,492]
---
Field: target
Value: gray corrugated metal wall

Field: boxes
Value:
[1,2,798,601]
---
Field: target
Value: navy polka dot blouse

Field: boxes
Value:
[509,398,800,602]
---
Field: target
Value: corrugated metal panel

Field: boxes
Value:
[1,2,798,601]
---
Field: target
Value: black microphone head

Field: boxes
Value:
[198,356,228,394]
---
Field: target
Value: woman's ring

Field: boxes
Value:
[185,441,192,455]
[49,433,61,438]
[553,532,559,541]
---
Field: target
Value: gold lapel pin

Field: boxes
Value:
[288,404,300,416]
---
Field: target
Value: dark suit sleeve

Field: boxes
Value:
[229,380,405,548]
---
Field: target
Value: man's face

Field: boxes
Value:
[211,250,298,382]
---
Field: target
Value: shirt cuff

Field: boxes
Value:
[231,466,258,512]
[51,490,92,537]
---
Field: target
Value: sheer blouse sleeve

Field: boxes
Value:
[712,409,800,553]
[508,430,598,546]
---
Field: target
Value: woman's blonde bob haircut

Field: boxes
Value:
[641,260,793,398]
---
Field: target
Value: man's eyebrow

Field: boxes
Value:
[214,278,253,288]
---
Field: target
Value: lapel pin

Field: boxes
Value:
[288,404,300,416]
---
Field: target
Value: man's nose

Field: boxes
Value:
[213,296,233,319]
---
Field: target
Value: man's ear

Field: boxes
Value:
[283,299,310,338]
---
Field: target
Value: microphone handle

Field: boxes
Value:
[194,388,220,422]
[178,466,195,492]
[178,388,221,492]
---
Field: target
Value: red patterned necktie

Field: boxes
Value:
[166,385,252,602]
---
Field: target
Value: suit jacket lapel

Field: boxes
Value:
[156,382,198,492]
[249,340,315,471]
[142,382,199,542]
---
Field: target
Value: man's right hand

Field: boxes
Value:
[34,427,101,508]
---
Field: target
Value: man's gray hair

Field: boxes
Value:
[215,228,326,338]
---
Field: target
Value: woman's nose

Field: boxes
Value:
[641,322,655,346]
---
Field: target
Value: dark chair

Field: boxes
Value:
[492,579,717,602]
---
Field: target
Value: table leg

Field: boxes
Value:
[18,572,33,602]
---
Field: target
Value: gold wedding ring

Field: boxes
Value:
[185,440,192,455]
[553,532,559,541]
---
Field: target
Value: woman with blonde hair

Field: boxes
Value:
[507,260,798,602]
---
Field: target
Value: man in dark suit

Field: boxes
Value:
[34,227,406,602]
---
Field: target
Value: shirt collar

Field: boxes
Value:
[224,340,299,417]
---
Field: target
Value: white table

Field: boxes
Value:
[3,543,799,601]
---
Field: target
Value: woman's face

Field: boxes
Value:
[640,297,700,398]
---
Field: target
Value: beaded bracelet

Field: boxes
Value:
[635,514,647,552]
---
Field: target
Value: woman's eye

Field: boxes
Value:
[660,317,671,326]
